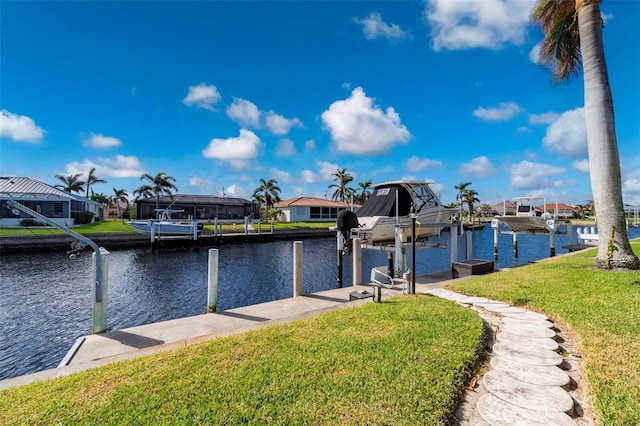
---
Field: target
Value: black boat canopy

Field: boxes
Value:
[356,186,413,218]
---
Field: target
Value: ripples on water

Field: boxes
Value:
[1,226,638,380]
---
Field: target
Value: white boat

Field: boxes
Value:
[350,180,456,245]
[495,197,555,233]
[129,209,203,235]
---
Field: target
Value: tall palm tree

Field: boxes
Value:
[135,172,178,212]
[85,167,107,198]
[464,189,480,219]
[328,168,355,202]
[454,182,471,221]
[533,0,638,269]
[111,188,130,223]
[54,173,85,193]
[254,178,281,220]
[357,179,373,204]
[90,192,110,218]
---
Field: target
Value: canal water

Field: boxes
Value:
[1,225,638,380]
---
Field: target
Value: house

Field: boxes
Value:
[476,201,517,216]
[0,176,100,226]
[536,203,577,219]
[135,194,258,220]
[274,197,354,222]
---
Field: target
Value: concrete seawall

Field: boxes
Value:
[0,229,335,254]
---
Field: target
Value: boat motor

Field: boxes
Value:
[336,210,359,255]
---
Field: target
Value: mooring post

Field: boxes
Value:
[207,249,218,313]
[450,227,458,263]
[270,221,274,234]
[244,216,249,236]
[549,228,556,257]
[567,222,573,246]
[293,241,303,296]
[337,234,344,288]
[491,219,499,260]
[352,237,362,286]
[150,221,156,253]
[466,230,473,260]
[387,251,394,279]
[92,247,109,334]
[410,212,416,294]
[513,233,518,258]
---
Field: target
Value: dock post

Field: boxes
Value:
[491,219,499,260]
[294,241,303,296]
[271,221,274,234]
[465,231,473,260]
[207,249,218,313]
[513,233,518,258]
[337,235,344,288]
[549,228,556,257]
[258,221,262,235]
[150,221,156,253]
[192,218,198,250]
[450,227,458,263]
[244,216,249,236]
[567,222,573,246]
[352,238,362,286]
[387,251,394,279]
[92,247,109,334]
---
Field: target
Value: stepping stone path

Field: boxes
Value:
[423,288,580,425]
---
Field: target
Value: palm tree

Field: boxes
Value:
[111,188,130,223]
[533,0,638,269]
[85,167,107,198]
[135,172,178,212]
[454,182,471,221]
[328,168,355,202]
[54,173,85,193]
[254,178,281,221]
[357,179,373,204]
[464,189,480,221]
[90,192,110,218]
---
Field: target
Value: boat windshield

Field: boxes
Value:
[409,184,439,210]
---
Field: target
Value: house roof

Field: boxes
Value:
[536,203,576,211]
[0,176,80,201]
[275,196,352,208]
[137,194,251,206]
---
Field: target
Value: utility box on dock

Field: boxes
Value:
[451,259,494,278]
[349,290,374,301]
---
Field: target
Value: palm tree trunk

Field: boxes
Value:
[579,1,639,269]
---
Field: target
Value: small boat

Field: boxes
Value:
[495,197,555,233]
[350,180,456,245]
[129,209,203,235]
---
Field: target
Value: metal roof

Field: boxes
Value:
[137,194,252,206]
[0,176,74,200]
[275,196,352,208]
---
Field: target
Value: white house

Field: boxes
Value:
[274,197,354,222]
[0,176,100,226]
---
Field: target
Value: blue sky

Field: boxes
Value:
[1,1,639,207]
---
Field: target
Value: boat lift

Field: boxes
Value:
[490,217,570,258]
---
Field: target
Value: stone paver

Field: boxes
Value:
[477,394,577,426]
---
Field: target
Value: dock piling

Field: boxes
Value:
[207,249,218,313]
[466,231,473,260]
[293,241,303,297]
[92,248,109,334]
[352,238,362,286]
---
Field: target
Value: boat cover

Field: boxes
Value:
[356,186,412,218]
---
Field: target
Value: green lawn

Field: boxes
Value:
[0,295,485,425]
[448,241,640,425]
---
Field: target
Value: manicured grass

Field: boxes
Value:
[0,295,485,425]
[448,241,640,425]
[0,221,334,237]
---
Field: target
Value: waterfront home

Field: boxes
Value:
[274,197,354,222]
[135,194,258,221]
[536,202,577,219]
[0,176,100,226]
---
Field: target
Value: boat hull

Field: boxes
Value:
[355,209,454,244]
[495,216,554,233]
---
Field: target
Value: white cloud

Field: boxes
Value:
[473,101,521,121]
[305,139,316,150]
[529,42,542,64]
[321,87,410,155]
[65,155,145,178]
[183,83,222,111]
[406,155,442,172]
[509,160,566,191]
[316,160,340,181]
[226,184,251,199]
[270,168,292,184]
[302,170,318,184]
[202,129,262,169]
[353,12,412,41]
[529,111,560,125]
[226,98,261,128]
[83,133,122,149]
[425,0,535,51]
[458,156,497,178]
[276,138,296,157]
[188,175,214,193]
[542,107,587,158]
[573,159,590,173]
[265,111,303,135]
[0,110,45,143]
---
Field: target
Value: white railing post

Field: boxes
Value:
[293,241,303,296]
[208,249,219,313]
[352,238,362,286]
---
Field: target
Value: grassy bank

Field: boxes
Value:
[448,241,640,425]
[0,220,334,237]
[0,295,485,425]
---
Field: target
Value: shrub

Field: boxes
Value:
[19,218,45,227]
[75,211,94,225]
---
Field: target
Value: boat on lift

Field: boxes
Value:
[129,208,203,235]
[495,197,555,233]
[351,180,455,245]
